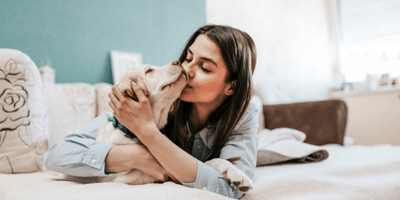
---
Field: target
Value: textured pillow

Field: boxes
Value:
[94,83,113,116]
[44,83,96,148]
[0,49,49,173]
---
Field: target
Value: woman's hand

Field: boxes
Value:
[136,146,180,184]
[105,144,178,183]
[105,144,143,173]
[108,82,179,183]
[108,82,157,139]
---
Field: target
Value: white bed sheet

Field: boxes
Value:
[1,145,400,200]
[244,145,400,200]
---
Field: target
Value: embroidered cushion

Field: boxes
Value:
[0,49,49,173]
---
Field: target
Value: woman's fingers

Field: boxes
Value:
[111,85,125,102]
[140,160,168,182]
[108,90,124,119]
[108,91,118,107]
[108,101,119,119]
[108,101,116,111]
[167,173,181,184]
[131,81,147,103]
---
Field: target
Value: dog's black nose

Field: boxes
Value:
[172,61,181,65]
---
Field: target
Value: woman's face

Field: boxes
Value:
[179,34,233,105]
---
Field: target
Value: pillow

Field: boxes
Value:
[44,83,96,148]
[0,49,49,173]
[94,83,113,116]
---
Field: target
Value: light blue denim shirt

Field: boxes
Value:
[45,101,259,199]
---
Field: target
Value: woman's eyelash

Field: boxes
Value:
[145,69,153,74]
[201,66,210,72]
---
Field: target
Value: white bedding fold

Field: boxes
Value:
[257,128,329,166]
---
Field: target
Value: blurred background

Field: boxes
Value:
[207,0,400,104]
[2,0,399,103]
[1,0,399,144]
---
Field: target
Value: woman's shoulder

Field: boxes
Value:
[233,100,259,131]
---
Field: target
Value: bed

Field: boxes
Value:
[1,48,399,200]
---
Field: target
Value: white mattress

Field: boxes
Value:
[1,145,400,200]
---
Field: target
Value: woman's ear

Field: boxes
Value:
[224,80,236,96]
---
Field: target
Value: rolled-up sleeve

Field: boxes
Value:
[45,112,115,177]
[181,102,259,199]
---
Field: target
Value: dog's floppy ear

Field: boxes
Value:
[118,67,151,101]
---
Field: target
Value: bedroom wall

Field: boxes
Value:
[206,0,338,104]
[0,0,206,84]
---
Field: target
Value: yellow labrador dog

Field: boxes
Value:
[63,61,253,192]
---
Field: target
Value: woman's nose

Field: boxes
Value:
[183,63,194,79]
[187,70,194,79]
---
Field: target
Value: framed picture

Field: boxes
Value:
[110,50,143,84]
[379,73,390,86]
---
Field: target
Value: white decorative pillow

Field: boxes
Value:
[0,49,49,173]
[94,83,113,116]
[44,83,96,148]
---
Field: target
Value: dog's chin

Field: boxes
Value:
[176,72,188,89]
[154,75,186,105]
[161,82,186,95]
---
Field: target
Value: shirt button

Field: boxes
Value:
[197,145,201,149]
[91,158,97,164]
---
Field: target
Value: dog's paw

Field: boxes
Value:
[222,166,253,192]
[205,158,253,193]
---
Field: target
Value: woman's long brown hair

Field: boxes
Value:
[161,24,257,161]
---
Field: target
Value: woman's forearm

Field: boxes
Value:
[139,127,198,183]
[104,144,144,173]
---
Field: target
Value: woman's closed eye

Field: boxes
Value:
[184,58,211,72]
[200,62,212,72]
[201,65,210,72]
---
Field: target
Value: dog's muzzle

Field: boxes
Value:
[172,60,188,80]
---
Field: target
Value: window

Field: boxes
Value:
[338,0,400,82]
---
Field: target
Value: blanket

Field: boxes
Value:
[256,128,329,166]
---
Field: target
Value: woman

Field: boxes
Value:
[45,24,259,199]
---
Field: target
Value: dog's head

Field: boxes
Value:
[118,61,188,128]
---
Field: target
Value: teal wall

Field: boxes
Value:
[0,0,206,84]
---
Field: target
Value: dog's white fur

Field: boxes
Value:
[62,61,253,192]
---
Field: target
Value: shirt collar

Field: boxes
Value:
[184,100,257,150]
[186,121,215,149]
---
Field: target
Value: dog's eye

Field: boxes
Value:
[145,69,153,74]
